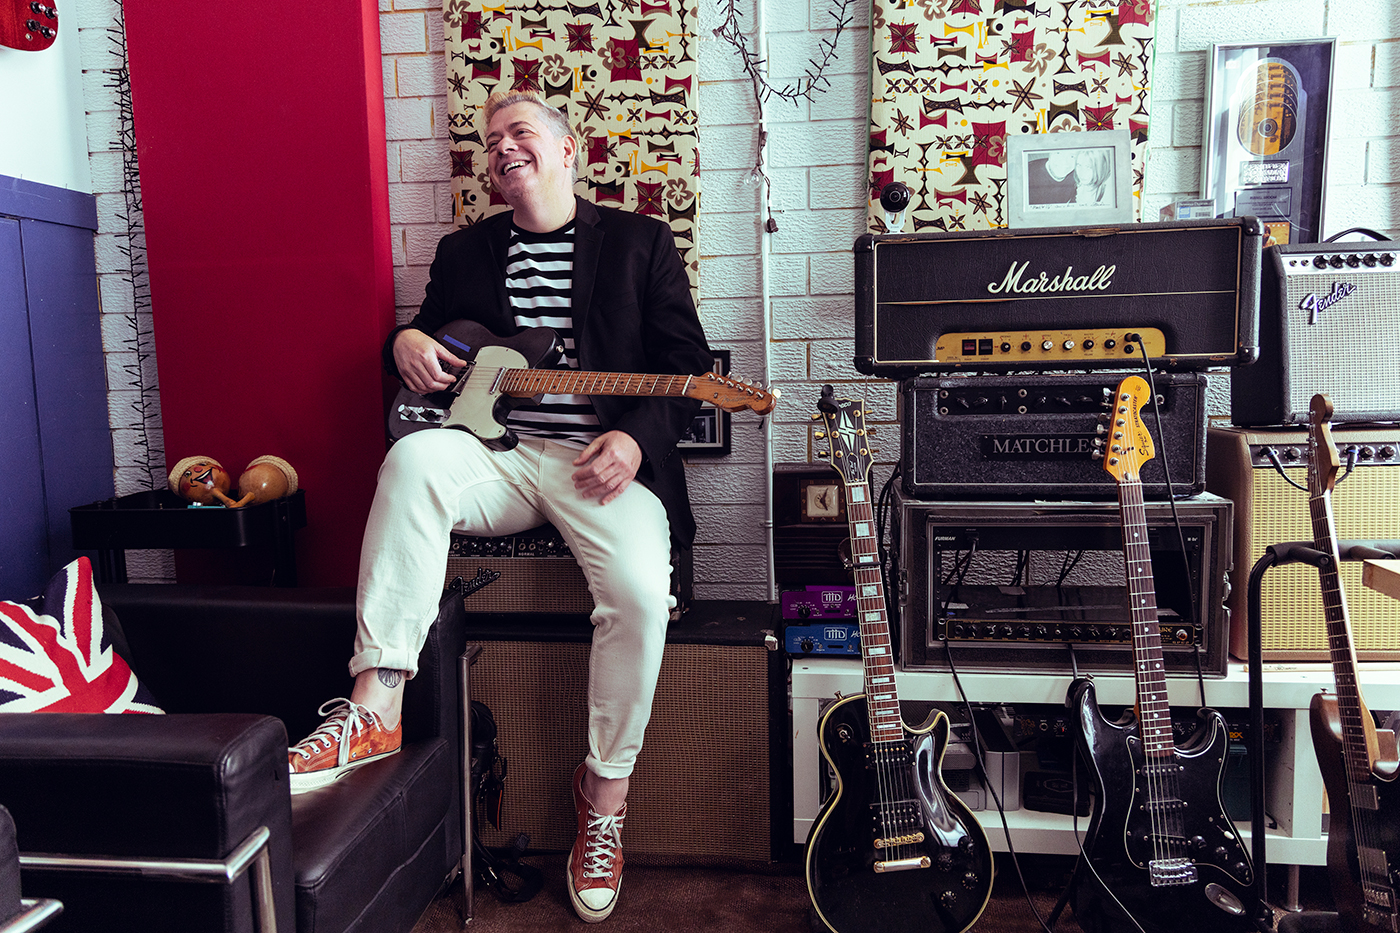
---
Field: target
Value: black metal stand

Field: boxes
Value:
[1244,537,1400,931]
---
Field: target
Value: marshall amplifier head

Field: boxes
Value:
[1230,240,1400,426]
[854,217,1263,375]
[901,372,1207,500]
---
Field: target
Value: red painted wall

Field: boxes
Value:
[124,0,394,586]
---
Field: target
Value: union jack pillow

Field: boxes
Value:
[0,556,162,713]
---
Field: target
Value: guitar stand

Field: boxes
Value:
[1243,539,1400,932]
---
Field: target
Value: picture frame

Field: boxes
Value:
[1201,38,1335,245]
[677,349,732,456]
[1005,129,1134,228]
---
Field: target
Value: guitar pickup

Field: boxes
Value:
[874,832,925,849]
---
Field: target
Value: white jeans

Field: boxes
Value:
[352,429,673,780]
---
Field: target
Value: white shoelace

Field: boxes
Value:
[582,810,624,879]
[291,698,379,765]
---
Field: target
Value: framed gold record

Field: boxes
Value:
[1202,39,1335,244]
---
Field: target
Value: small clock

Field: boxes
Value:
[800,478,844,522]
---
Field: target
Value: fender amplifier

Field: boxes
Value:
[1230,240,1400,426]
[901,372,1207,499]
[854,217,1263,375]
[1206,423,1400,659]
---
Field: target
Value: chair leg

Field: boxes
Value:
[459,644,483,927]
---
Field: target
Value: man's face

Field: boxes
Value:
[486,102,577,205]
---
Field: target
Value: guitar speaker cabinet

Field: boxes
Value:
[464,601,786,863]
[1207,424,1400,660]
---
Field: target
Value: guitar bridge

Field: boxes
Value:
[873,856,931,873]
[1148,857,1198,887]
[874,832,925,849]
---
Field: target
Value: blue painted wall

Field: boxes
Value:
[0,175,112,598]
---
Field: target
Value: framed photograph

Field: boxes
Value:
[1202,38,1335,244]
[677,349,731,456]
[1006,129,1134,228]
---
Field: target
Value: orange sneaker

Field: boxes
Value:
[567,763,626,922]
[288,698,401,794]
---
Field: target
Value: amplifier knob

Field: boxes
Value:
[1380,445,1395,459]
[1382,253,1395,266]
[1313,255,1328,269]
[1084,339,1096,349]
[1104,339,1117,349]
[1016,625,1031,639]
[1068,626,1083,640]
[1021,341,1033,352]
[799,637,814,653]
[1283,446,1301,461]
[1034,625,1049,638]
[1347,254,1362,267]
[1330,255,1345,268]
[1364,254,1379,267]
[1360,446,1375,460]
[999,624,1014,638]
[1041,340,1054,351]
[1001,342,1012,353]
[1063,340,1076,351]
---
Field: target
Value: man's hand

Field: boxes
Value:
[393,328,467,395]
[572,431,643,504]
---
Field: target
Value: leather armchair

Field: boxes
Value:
[0,582,469,933]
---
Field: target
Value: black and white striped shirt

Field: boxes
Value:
[504,222,601,448]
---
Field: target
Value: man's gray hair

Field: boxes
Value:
[484,90,580,182]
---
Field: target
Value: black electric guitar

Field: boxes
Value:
[387,321,778,448]
[1,0,57,51]
[804,386,994,933]
[1067,375,1256,933]
[1307,393,1400,933]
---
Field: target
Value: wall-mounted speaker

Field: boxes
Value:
[1231,241,1400,426]
[464,602,784,864]
[1207,424,1400,659]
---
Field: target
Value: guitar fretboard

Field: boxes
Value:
[1120,474,1176,760]
[841,479,901,745]
[499,369,695,398]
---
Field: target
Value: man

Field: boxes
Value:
[286,89,712,924]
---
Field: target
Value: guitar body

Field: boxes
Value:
[1069,678,1256,933]
[388,321,564,448]
[1311,693,1400,932]
[806,694,993,933]
[1,0,57,51]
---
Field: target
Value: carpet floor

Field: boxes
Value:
[410,851,1335,932]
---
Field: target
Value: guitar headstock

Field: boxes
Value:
[1309,393,1341,495]
[1096,375,1156,483]
[693,371,780,415]
[812,386,874,487]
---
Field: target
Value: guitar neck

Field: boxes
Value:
[498,368,695,399]
[1119,476,1175,759]
[1310,486,1377,779]
[841,480,902,744]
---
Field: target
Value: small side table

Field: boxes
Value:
[69,489,307,586]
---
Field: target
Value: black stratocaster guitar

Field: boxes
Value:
[1307,393,1400,933]
[804,386,993,933]
[388,321,778,448]
[1068,376,1256,933]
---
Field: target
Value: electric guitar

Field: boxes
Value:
[1307,393,1400,932]
[1067,375,1256,933]
[1,0,58,51]
[387,321,778,448]
[803,386,994,933]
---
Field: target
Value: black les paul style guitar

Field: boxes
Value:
[387,321,777,448]
[1307,393,1400,933]
[803,387,994,933]
[1067,376,1257,933]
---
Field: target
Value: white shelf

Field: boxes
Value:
[790,657,1400,864]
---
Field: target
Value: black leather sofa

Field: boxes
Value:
[0,582,468,933]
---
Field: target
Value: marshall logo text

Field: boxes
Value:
[981,434,1097,460]
[986,261,1116,295]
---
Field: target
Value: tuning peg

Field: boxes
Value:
[865,426,877,435]
[816,450,830,459]
[814,431,827,439]
[810,413,822,421]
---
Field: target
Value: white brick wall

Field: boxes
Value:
[73,0,1400,592]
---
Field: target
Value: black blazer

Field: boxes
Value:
[384,197,712,545]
